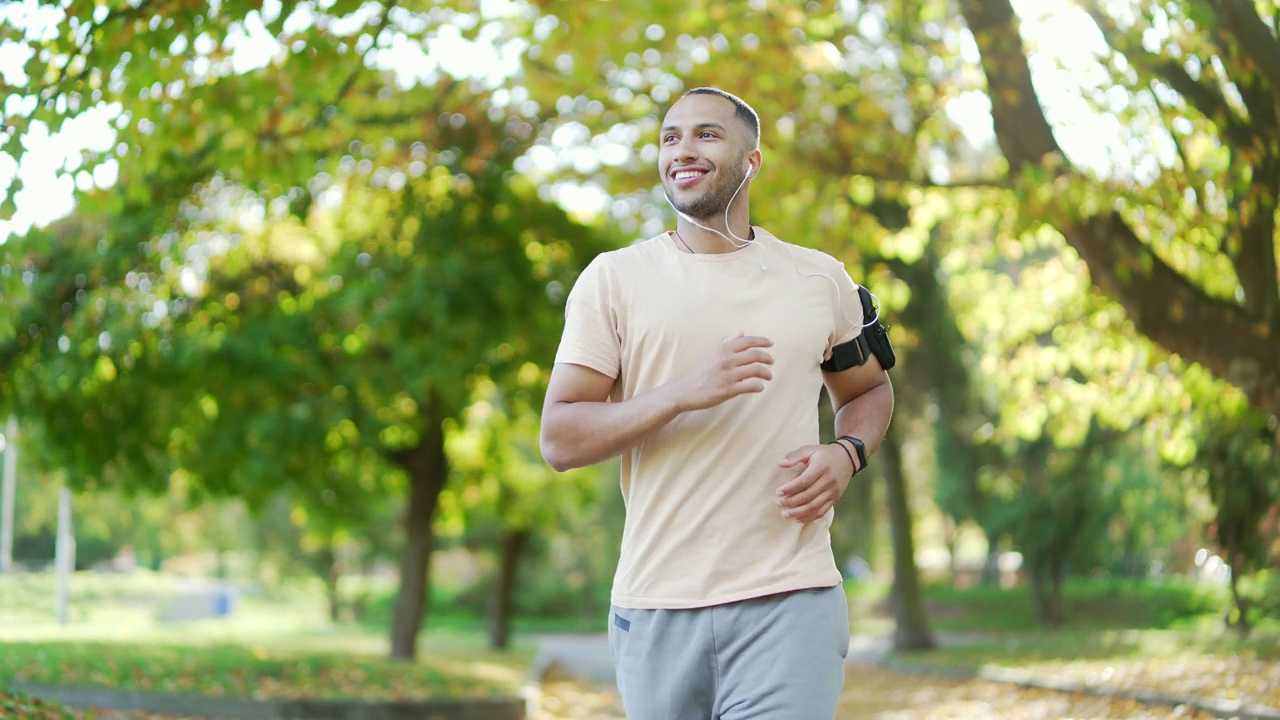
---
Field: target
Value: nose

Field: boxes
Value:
[672,135,697,164]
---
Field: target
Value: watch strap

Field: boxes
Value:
[835,435,867,474]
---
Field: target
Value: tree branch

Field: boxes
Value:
[1210,0,1280,114]
[258,3,397,143]
[958,0,1067,165]
[306,4,396,132]
[959,0,1280,417]
[1235,151,1280,327]
[1148,89,1211,222]
[1080,0,1257,148]
[798,140,1009,191]
[42,0,165,105]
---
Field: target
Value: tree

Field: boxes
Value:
[884,226,999,583]
[958,0,1280,418]
[1189,397,1279,635]
[28,156,603,658]
[443,375,600,649]
[3,2,613,660]
[879,419,937,650]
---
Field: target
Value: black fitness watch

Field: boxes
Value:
[836,435,867,475]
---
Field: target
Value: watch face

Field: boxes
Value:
[849,438,867,468]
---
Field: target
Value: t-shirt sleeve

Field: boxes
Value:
[824,261,865,360]
[554,254,622,379]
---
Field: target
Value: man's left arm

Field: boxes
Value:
[775,358,894,522]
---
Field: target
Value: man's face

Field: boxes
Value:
[659,94,754,221]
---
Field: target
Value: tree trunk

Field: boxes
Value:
[980,530,1002,586]
[489,528,530,651]
[1226,550,1253,638]
[389,415,449,661]
[943,515,958,587]
[881,423,936,651]
[887,241,990,581]
[312,540,343,620]
[352,553,374,623]
[1048,552,1064,628]
[318,543,341,623]
[1044,548,1064,627]
[847,471,876,566]
[1029,552,1065,628]
[1029,560,1048,624]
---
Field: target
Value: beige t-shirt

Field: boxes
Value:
[554,227,865,609]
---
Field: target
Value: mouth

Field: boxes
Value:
[669,167,709,189]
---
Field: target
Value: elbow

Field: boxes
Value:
[543,448,573,473]
[539,429,575,473]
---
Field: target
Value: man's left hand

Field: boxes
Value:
[775,444,856,523]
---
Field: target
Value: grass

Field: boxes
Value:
[0,688,79,719]
[840,576,1239,636]
[904,620,1280,666]
[0,569,542,651]
[0,569,536,703]
[351,578,609,637]
[0,640,516,700]
[917,578,1229,634]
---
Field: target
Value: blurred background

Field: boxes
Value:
[0,0,1278,718]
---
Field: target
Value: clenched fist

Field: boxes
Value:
[775,443,856,523]
[672,332,775,412]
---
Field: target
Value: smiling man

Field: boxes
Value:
[539,87,895,719]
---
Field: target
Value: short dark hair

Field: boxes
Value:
[681,87,760,148]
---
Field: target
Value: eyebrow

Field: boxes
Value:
[661,122,728,134]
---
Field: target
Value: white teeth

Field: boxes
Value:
[674,170,703,181]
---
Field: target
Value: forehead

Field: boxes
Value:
[661,94,741,133]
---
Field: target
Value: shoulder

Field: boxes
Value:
[581,235,669,274]
[571,235,669,290]
[612,234,670,262]
[757,229,854,281]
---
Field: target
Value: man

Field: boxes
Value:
[539,87,894,719]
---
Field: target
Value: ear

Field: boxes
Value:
[746,147,763,179]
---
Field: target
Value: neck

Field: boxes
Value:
[673,202,753,254]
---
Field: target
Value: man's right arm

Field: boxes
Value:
[539,363,686,472]
[539,333,775,472]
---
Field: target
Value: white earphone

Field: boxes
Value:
[664,156,881,333]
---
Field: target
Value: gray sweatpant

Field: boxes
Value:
[607,585,850,719]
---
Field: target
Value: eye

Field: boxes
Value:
[662,134,677,143]
[700,131,716,139]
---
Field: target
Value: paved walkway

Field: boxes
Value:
[530,633,615,684]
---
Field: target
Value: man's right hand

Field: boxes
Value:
[673,332,775,412]
[541,333,774,471]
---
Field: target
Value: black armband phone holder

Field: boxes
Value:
[820,286,897,372]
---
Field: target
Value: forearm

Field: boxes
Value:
[541,384,685,472]
[833,377,894,462]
